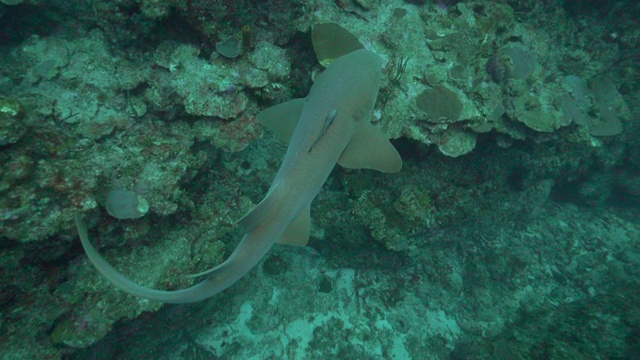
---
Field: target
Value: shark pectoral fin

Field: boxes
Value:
[338,122,403,173]
[277,206,310,246]
[256,98,306,143]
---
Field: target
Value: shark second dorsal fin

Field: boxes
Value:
[338,122,402,173]
[237,197,310,247]
[277,206,310,246]
[236,192,278,232]
[256,98,306,143]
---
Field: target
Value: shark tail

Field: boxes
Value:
[75,213,255,303]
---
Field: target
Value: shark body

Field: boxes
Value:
[76,49,402,303]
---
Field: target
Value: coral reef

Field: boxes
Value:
[0,0,638,358]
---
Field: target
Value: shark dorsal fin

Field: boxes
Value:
[256,98,306,143]
[236,191,278,232]
[277,206,310,246]
[237,196,310,247]
[338,122,402,173]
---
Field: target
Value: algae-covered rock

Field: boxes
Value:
[0,97,26,146]
[393,185,434,230]
[559,75,628,136]
[434,127,477,158]
[249,41,291,79]
[588,79,628,136]
[506,80,566,133]
[192,114,259,152]
[216,37,242,59]
[140,0,170,19]
[105,189,149,220]
[416,85,464,123]
[501,45,538,79]
[165,44,248,119]
[50,310,113,349]
[351,189,407,251]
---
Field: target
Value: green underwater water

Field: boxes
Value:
[0,0,639,359]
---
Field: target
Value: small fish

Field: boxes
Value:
[309,109,338,152]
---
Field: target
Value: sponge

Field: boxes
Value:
[105,189,149,219]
